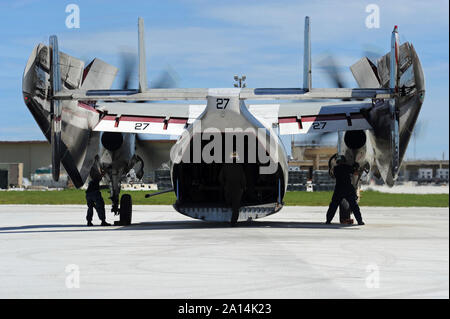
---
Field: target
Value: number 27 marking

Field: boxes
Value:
[312,121,327,130]
[216,98,229,109]
[135,123,149,130]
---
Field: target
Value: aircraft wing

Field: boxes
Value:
[93,100,373,136]
[248,101,373,135]
[93,102,205,136]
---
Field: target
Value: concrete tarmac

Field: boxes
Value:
[0,205,448,298]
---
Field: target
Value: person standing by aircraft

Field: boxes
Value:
[326,155,364,225]
[85,171,110,227]
[219,152,246,226]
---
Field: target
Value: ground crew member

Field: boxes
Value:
[86,175,110,227]
[219,152,246,226]
[326,155,365,225]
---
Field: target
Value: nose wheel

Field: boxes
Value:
[114,194,132,226]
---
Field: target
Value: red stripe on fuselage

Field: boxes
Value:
[101,115,187,124]
[78,102,99,113]
[278,117,297,123]
[302,114,347,122]
[279,113,364,124]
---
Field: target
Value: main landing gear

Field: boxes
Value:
[114,194,132,226]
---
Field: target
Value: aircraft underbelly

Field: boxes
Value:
[171,91,288,222]
[175,203,283,222]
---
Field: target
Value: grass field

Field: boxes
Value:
[0,189,448,207]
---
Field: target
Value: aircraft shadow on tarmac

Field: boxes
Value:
[0,220,356,234]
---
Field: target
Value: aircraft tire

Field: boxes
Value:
[120,194,132,225]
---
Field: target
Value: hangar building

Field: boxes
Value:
[0,140,175,187]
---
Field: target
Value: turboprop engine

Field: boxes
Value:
[22,42,107,187]
[22,39,144,216]
[329,27,425,187]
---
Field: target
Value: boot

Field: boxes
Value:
[87,221,93,227]
[101,220,111,226]
[230,208,239,226]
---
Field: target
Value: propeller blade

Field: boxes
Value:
[412,119,427,140]
[150,67,179,89]
[362,44,384,64]
[118,50,136,90]
[318,55,347,89]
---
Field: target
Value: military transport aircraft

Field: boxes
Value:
[22,17,425,225]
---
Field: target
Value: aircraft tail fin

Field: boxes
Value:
[303,16,311,91]
[138,17,147,92]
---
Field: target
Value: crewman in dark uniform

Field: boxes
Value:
[326,155,365,225]
[219,152,246,226]
[85,175,110,227]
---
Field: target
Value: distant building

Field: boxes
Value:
[0,139,175,188]
[0,141,51,179]
[290,143,449,185]
[401,160,449,182]
[418,168,433,181]
[436,169,449,182]
[290,144,337,170]
[0,163,23,188]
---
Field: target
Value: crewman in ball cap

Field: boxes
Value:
[85,168,110,227]
[326,155,364,225]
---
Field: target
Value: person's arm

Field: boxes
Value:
[333,166,341,180]
[352,163,360,175]
[345,165,353,175]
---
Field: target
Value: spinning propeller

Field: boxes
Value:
[49,35,62,181]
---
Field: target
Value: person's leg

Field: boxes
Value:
[94,193,107,223]
[345,193,364,225]
[326,192,342,223]
[224,192,232,207]
[86,194,94,226]
[230,190,242,226]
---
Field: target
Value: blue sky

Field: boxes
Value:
[0,0,448,159]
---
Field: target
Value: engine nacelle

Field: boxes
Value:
[339,130,372,170]
[101,132,124,151]
[344,130,366,150]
